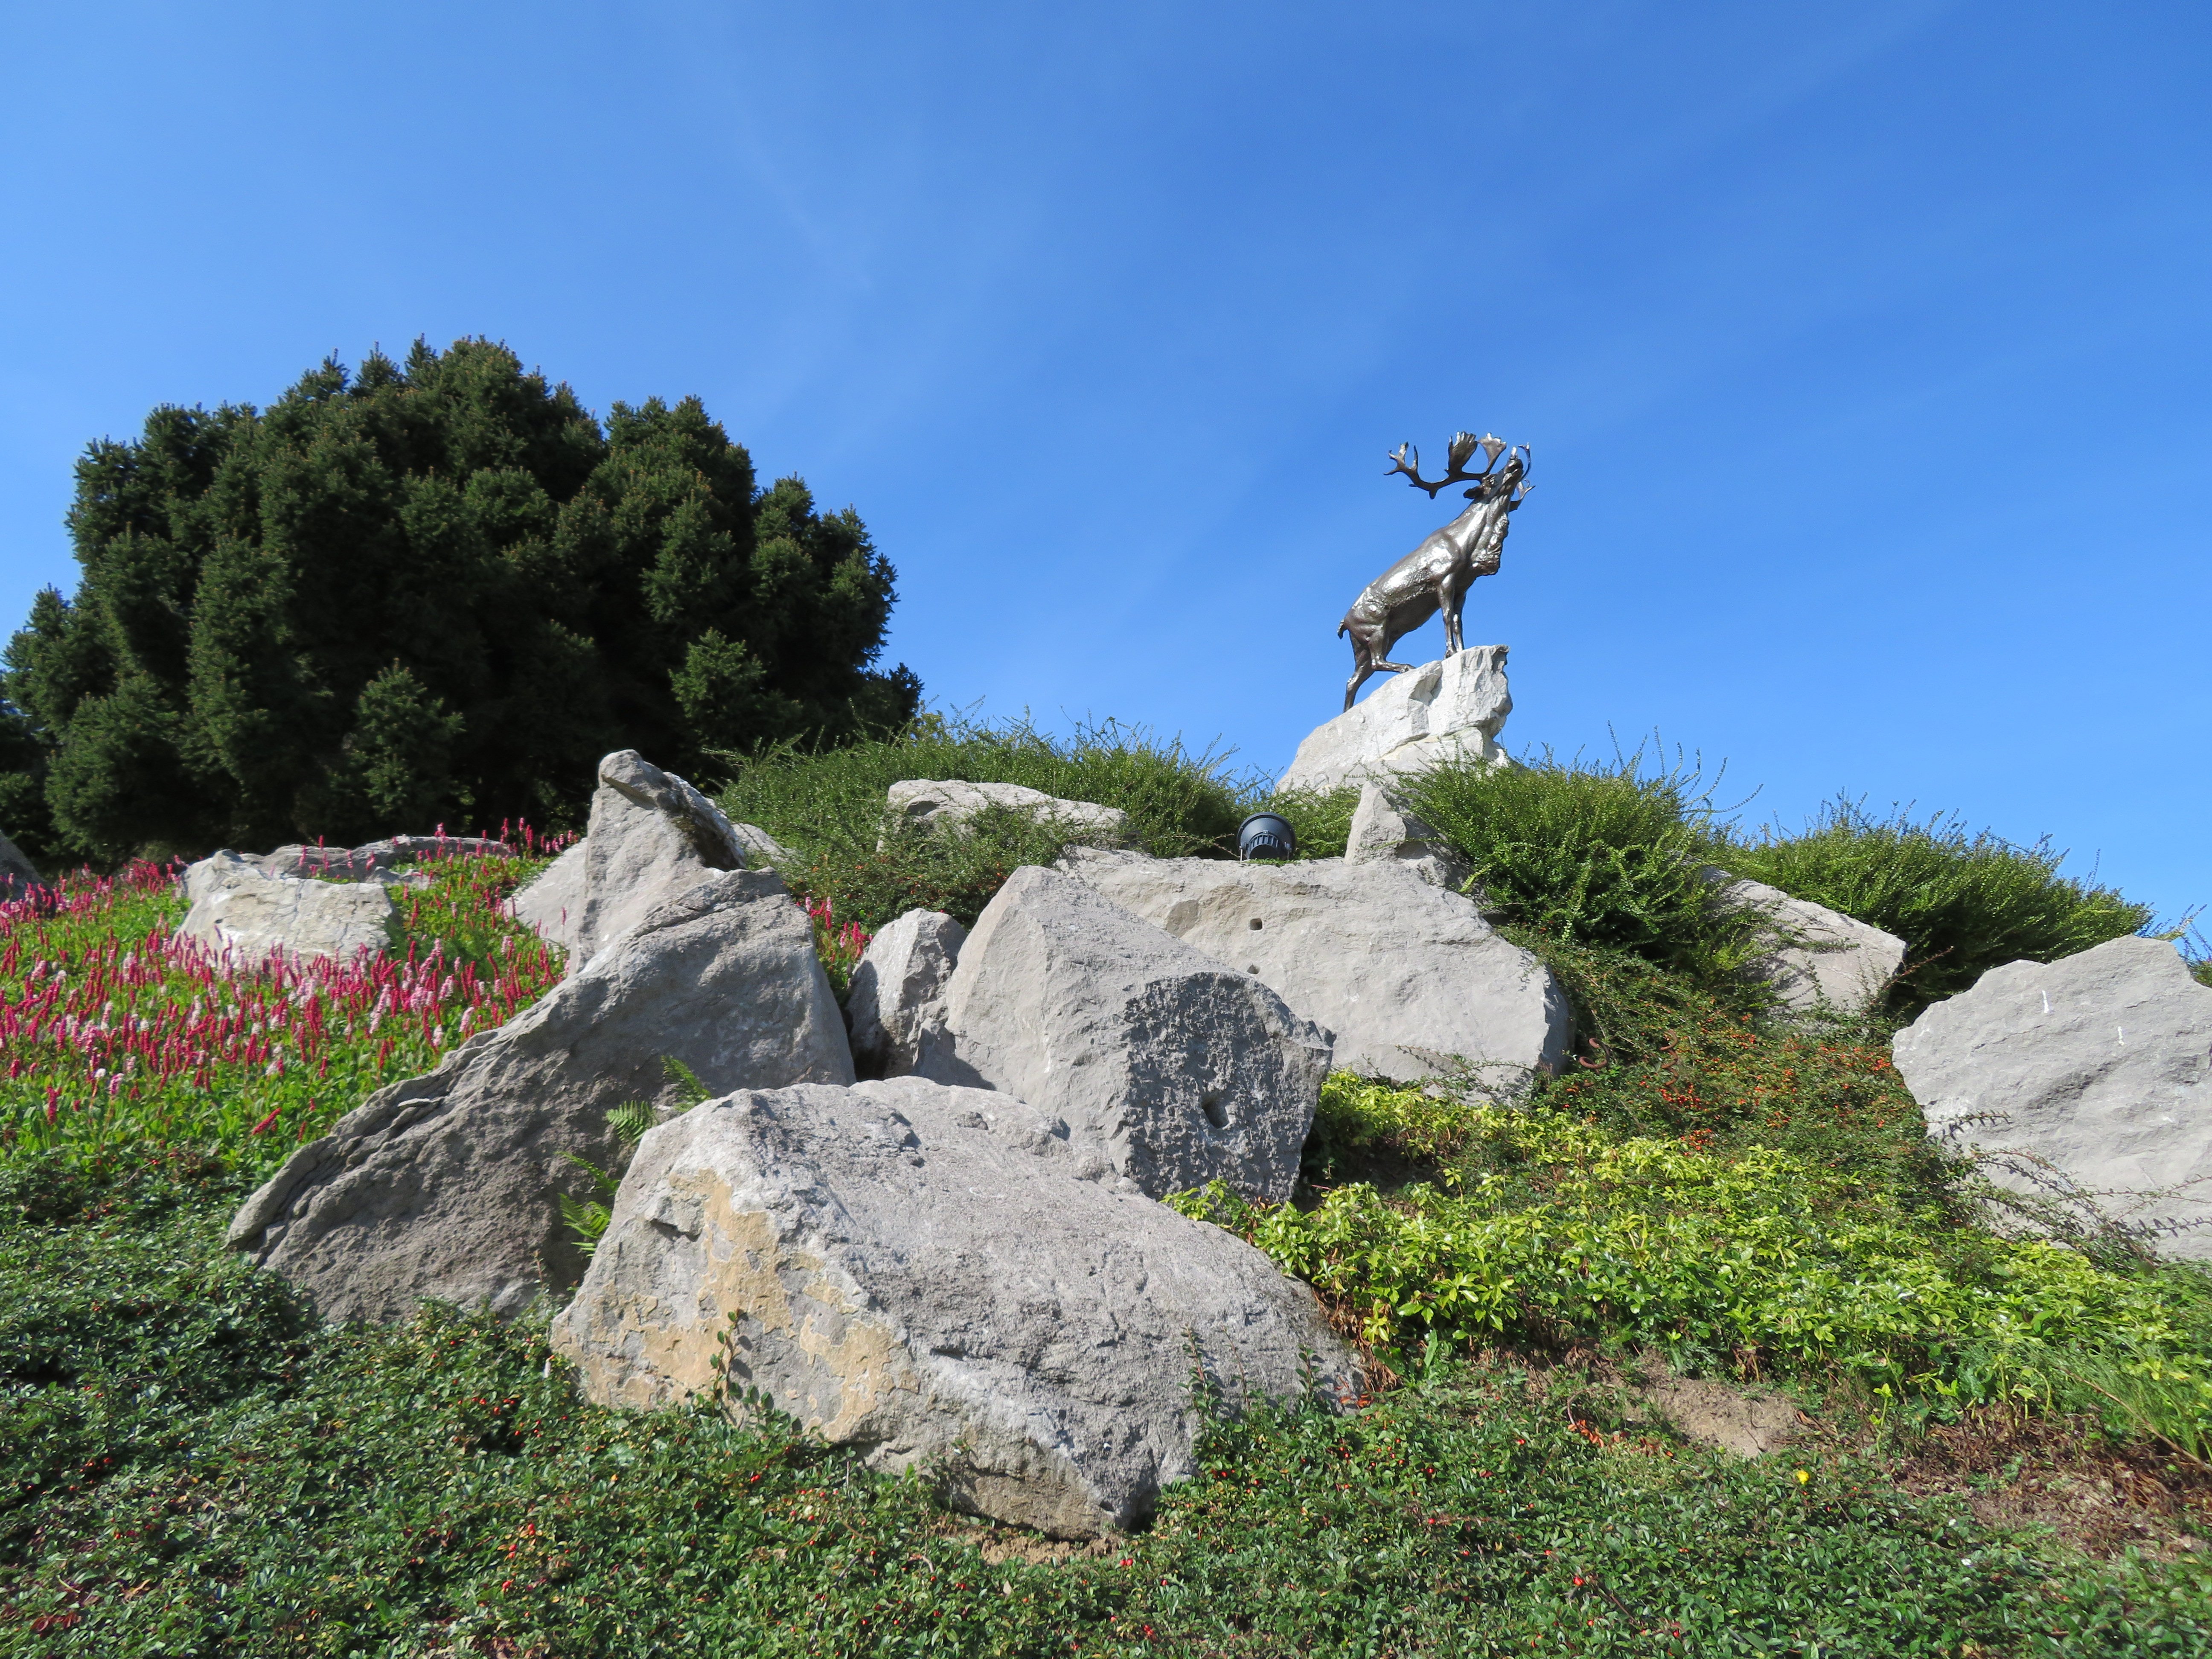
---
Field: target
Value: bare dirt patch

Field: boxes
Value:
[1882,1406,2212,1563]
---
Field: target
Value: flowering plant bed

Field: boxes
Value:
[0,849,564,1176]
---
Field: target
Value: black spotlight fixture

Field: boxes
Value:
[1237,812,1296,862]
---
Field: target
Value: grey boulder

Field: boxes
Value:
[844,907,967,1079]
[732,822,796,868]
[178,854,400,965]
[1342,781,1470,891]
[510,839,589,956]
[259,834,515,882]
[509,750,748,972]
[885,779,1132,847]
[550,1076,1355,1537]
[229,869,854,1321]
[1706,872,1906,1016]
[1061,847,1569,1089]
[0,829,43,902]
[1278,646,1513,794]
[1892,936,2212,1257]
[917,865,1332,1202]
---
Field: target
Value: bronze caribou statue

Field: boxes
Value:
[1337,431,1530,710]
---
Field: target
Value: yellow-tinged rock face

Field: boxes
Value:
[552,1077,1360,1539]
[555,1169,922,1440]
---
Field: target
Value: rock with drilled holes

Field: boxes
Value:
[1059,847,1568,1088]
[550,1075,1356,1537]
[915,866,1331,1201]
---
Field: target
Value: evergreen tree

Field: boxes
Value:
[2,340,920,864]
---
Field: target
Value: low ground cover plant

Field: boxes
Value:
[2,735,2209,1651]
[4,1159,2203,1653]
[1187,1076,2212,1448]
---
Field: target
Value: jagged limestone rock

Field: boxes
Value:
[510,840,588,955]
[1704,872,1906,1016]
[178,855,399,964]
[1059,848,1568,1088]
[257,835,515,882]
[0,829,43,902]
[885,779,1132,847]
[1893,936,2212,1258]
[228,870,853,1321]
[507,751,747,972]
[732,823,795,868]
[916,866,1331,1201]
[1342,781,1470,891]
[844,908,966,1080]
[1278,647,1512,795]
[551,1076,1356,1537]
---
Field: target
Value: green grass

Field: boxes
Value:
[1723,800,2154,1013]
[714,715,1262,931]
[3,1161,2205,1654]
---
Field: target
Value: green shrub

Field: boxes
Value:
[1720,801,2153,1012]
[717,714,1259,930]
[1181,1078,2212,1435]
[1262,784,1360,861]
[1396,750,1754,975]
[4,340,918,864]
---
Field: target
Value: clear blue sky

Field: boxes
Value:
[3,3,2206,920]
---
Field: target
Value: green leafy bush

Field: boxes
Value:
[1720,800,2153,1012]
[1182,1076,2212,1442]
[1396,750,1753,975]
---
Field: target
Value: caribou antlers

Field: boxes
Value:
[1385,431,1510,497]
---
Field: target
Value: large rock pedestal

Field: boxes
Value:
[914,867,1333,1202]
[1893,936,2212,1257]
[1062,848,1569,1088]
[229,870,854,1320]
[1279,647,1512,795]
[551,1077,1356,1537]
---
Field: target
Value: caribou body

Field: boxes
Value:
[1337,433,1529,711]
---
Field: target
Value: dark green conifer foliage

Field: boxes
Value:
[2,340,919,863]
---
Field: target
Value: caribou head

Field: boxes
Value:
[1385,431,1530,501]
